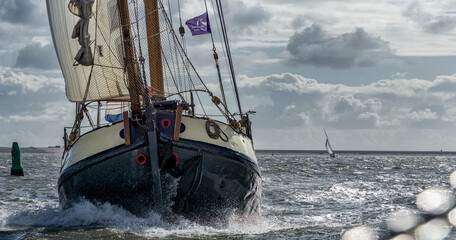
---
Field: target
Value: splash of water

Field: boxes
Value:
[1,199,279,238]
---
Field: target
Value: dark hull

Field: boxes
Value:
[58,138,262,219]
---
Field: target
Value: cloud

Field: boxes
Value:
[2,101,73,124]
[409,108,438,121]
[239,72,456,131]
[285,24,393,69]
[403,1,456,34]
[0,1,50,68]
[0,0,45,26]
[291,14,336,30]
[222,1,271,34]
[0,69,64,95]
[0,69,70,146]
[0,69,66,122]
[0,100,73,147]
[14,43,59,70]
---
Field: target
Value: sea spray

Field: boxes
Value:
[4,200,161,229]
[4,200,271,239]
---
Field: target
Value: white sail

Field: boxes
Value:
[324,128,336,157]
[46,0,129,102]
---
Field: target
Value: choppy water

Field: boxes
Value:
[1,152,456,239]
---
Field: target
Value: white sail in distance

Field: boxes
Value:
[324,128,336,157]
[47,0,129,102]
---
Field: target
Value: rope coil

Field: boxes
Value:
[205,119,221,139]
[205,119,228,141]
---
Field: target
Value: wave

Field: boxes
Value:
[0,199,277,239]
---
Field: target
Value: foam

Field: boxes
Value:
[1,200,284,238]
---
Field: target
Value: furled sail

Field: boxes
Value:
[46,0,129,102]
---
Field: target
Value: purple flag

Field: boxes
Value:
[185,12,211,36]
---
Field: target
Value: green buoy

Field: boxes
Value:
[11,142,24,176]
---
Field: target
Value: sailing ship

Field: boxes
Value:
[46,0,261,220]
[324,128,336,158]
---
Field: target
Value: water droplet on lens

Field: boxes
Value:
[447,208,456,226]
[416,187,455,215]
[342,225,378,240]
[386,209,420,232]
[390,234,414,240]
[414,218,451,240]
[449,171,456,189]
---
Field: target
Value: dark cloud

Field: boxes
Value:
[285,24,393,69]
[0,0,45,26]
[0,1,50,69]
[426,16,456,34]
[14,43,59,70]
[222,1,271,34]
[403,1,456,34]
[291,16,307,30]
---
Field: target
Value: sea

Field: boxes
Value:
[1,151,456,240]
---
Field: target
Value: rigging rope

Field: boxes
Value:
[132,0,150,113]
[167,0,173,26]
[176,0,190,102]
[214,0,242,116]
[157,0,187,103]
[177,0,183,31]
[210,0,236,104]
[204,0,228,118]
[158,0,210,116]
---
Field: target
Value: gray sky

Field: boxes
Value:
[1,0,456,151]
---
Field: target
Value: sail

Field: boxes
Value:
[324,128,335,156]
[325,139,334,155]
[46,0,129,102]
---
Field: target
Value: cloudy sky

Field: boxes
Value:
[1,0,456,151]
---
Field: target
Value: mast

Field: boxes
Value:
[144,0,164,206]
[145,0,165,100]
[117,0,142,113]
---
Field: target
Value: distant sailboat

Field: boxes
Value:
[324,128,336,158]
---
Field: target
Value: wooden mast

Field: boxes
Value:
[117,0,142,112]
[145,0,165,100]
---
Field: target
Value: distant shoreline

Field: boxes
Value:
[255,150,456,155]
[0,147,63,154]
[0,147,454,155]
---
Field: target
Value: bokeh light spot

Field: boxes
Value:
[449,171,456,189]
[416,187,455,215]
[390,234,414,240]
[447,207,456,226]
[342,225,378,240]
[386,208,420,233]
[414,218,451,240]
